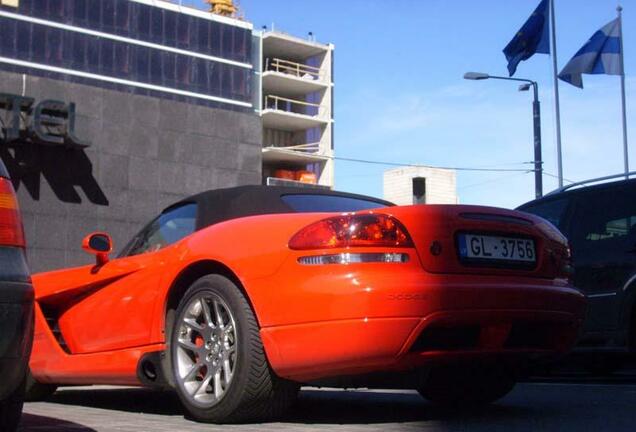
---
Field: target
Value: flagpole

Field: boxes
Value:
[618,5,629,178]
[549,0,564,188]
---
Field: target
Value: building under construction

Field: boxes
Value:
[0,0,334,271]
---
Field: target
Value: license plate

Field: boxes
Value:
[458,234,536,263]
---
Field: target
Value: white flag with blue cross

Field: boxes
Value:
[559,18,622,88]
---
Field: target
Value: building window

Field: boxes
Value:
[210,21,222,57]
[71,30,87,69]
[0,17,17,56]
[45,26,62,65]
[47,0,64,21]
[31,24,45,62]
[16,21,30,58]
[6,0,251,62]
[87,1,100,30]
[100,39,114,75]
[176,55,192,87]
[101,0,115,32]
[114,0,131,35]
[162,51,176,87]
[413,177,426,205]
[150,6,163,44]
[196,19,209,53]
[72,0,88,26]
[87,34,99,73]
[135,45,150,81]
[114,42,130,77]
[164,7,176,45]
[0,6,253,106]
[150,48,162,82]
[177,14,192,49]
[136,3,151,39]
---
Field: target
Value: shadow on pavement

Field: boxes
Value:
[19,413,97,431]
[33,379,636,430]
[283,389,539,424]
[45,388,184,416]
[43,387,542,425]
[528,363,636,384]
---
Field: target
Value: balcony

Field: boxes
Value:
[266,176,331,189]
[262,58,328,96]
[262,31,330,61]
[262,142,329,165]
[262,95,329,131]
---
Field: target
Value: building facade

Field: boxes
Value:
[255,30,334,188]
[383,166,458,206]
[0,0,262,272]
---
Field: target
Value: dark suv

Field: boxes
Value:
[518,175,636,371]
[0,159,34,431]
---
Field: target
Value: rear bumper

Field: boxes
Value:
[259,275,585,382]
[0,280,34,400]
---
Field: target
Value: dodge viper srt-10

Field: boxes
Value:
[27,186,585,423]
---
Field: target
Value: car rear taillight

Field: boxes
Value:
[289,214,414,250]
[558,246,574,281]
[0,177,25,248]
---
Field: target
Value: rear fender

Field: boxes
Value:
[149,213,324,342]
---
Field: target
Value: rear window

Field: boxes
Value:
[569,186,636,252]
[519,198,568,229]
[281,194,389,213]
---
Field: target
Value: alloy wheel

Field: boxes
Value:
[175,293,238,407]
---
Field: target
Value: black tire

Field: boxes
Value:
[170,274,299,423]
[24,368,57,402]
[0,377,25,432]
[418,363,516,408]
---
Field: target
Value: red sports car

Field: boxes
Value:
[27,186,585,423]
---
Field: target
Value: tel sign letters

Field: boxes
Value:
[0,93,90,148]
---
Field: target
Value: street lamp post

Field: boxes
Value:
[464,72,543,199]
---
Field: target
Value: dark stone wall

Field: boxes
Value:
[0,70,262,273]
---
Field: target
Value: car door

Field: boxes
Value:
[37,203,198,354]
[569,185,636,332]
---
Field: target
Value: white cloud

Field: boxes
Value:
[336,76,636,209]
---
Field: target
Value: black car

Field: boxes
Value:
[0,159,34,431]
[518,175,636,372]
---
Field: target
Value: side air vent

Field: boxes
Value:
[40,305,71,354]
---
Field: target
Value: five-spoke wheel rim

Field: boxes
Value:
[175,293,238,407]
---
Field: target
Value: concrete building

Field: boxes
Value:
[0,0,262,271]
[255,30,334,188]
[383,166,458,206]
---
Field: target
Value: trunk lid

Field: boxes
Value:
[387,204,570,279]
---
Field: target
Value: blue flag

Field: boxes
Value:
[559,18,622,88]
[503,0,551,76]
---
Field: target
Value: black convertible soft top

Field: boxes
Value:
[164,185,393,231]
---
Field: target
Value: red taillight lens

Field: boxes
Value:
[289,214,414,250]
[0,178,25,247]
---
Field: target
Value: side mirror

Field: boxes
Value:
[82,232,113,266]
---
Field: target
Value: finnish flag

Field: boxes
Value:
[559,18,622,88]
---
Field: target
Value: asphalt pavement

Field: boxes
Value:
[18,375,636,432]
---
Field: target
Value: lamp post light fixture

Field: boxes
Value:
[463,72,543,199]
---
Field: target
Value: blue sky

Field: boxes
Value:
[188,0,635,208]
